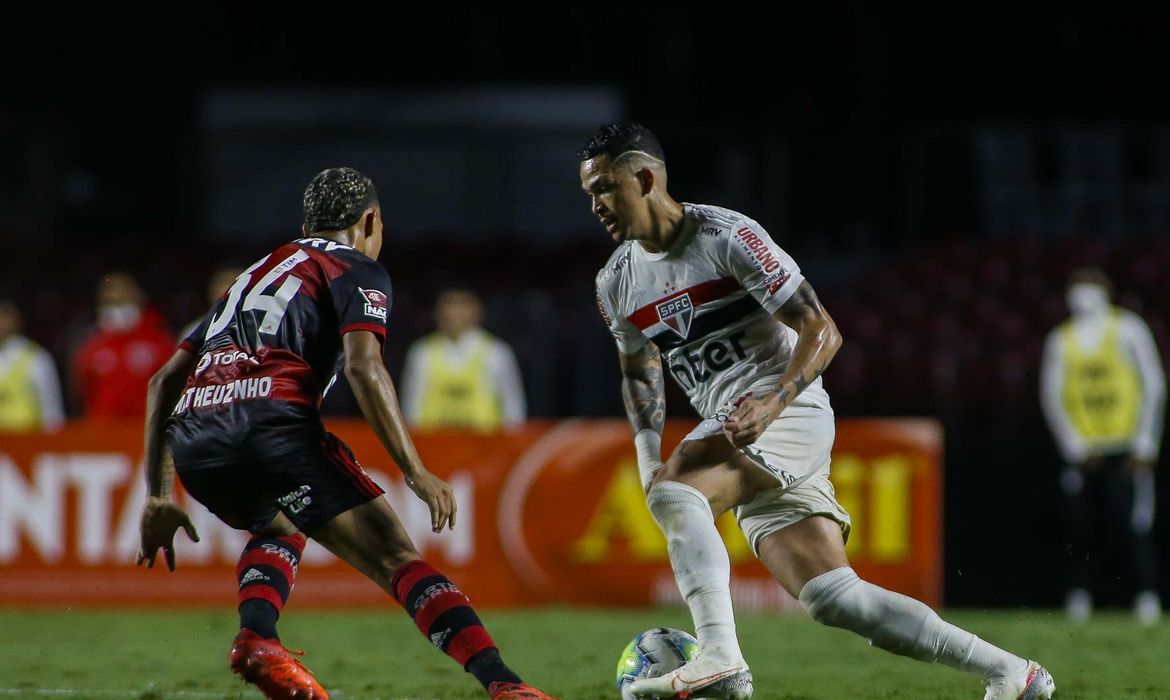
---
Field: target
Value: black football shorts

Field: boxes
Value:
[175,432,384,535]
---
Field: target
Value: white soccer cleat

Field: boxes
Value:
[629,654,752,699]
[983,661,1055,700]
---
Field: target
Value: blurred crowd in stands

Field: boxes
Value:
[3,233,1166,429]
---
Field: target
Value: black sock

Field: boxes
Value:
[466,648,523,689]
[239,599,279,640]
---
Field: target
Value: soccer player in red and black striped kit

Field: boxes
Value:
[136,167,556,700]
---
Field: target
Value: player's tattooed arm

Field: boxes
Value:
[724,281,841,448]
[618,342,666,435]
[772,281,841,410]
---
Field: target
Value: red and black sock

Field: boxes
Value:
[236,533,306,641]
[391,559,522,689]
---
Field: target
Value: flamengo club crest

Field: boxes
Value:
[359,288,388,320]
[657,293,693,339]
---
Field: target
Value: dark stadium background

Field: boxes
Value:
[2,5,1167,609]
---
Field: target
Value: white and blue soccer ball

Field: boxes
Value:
[615,627,699,700]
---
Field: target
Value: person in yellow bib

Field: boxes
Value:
[1041,268,1165,625]
[402,289,525,432]
[0,300,64,432]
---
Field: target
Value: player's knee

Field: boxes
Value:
[370,546,421,583]
[646,481,713,521]
[798,567,874,631]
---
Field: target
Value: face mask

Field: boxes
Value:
[1067,284,1108,317]
[98,303,141,331]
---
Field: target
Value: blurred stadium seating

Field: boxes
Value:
[7,232,1167,425]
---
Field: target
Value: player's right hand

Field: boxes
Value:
[136,496,200,572]
[406,471,458,532]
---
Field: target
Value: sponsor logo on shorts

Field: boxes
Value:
[360,287,388,321]
[278,485,313,515]
[742,446,797,486]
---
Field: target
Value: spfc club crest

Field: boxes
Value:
[657,293,693,339]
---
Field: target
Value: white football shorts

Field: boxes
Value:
[683,403,851,556]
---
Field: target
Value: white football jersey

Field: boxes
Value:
[595,203,832,422]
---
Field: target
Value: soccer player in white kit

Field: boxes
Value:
[581,124,1055,700]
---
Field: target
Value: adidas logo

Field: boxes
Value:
[239,568,270,586]
[430,628,452,648]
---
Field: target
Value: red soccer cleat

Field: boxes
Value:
[488,680,560,700]
[229,630,329,700]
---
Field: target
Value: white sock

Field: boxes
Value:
[646,480,743,663]
[799,567,1027,680]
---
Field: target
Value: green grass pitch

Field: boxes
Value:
[0,608,1167,699]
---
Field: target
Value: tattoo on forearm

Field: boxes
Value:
[777,364,827,407]
[775,281,838,408]
[621,344,665,433]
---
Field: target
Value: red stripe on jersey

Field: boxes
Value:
[297,243,354,282]
[296,244,355,300]
[627,277,742,330]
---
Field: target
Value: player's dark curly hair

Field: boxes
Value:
[577,123,665,163]
[303,167,379,234]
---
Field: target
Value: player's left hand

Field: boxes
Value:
[723,393,782,448]
[136,496,200,572]
[406,470,458,533]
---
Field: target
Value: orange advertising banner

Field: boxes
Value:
[0,418,941,609]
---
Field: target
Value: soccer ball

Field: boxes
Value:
[614,627,698,699]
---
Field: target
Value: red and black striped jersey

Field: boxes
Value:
[167,237,391,466]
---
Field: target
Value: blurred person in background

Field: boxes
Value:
[72,273,174,418]
[402,289,525,432]
[1041,268,1165,625]
[0,299,64,431]
[180,265,247,340]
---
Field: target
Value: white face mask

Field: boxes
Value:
[98,303,141,331]
[1067,283,1109,317]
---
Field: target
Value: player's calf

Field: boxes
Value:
[236,533,306,641]
[393,559,551,695]
[799,567,1050,694]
